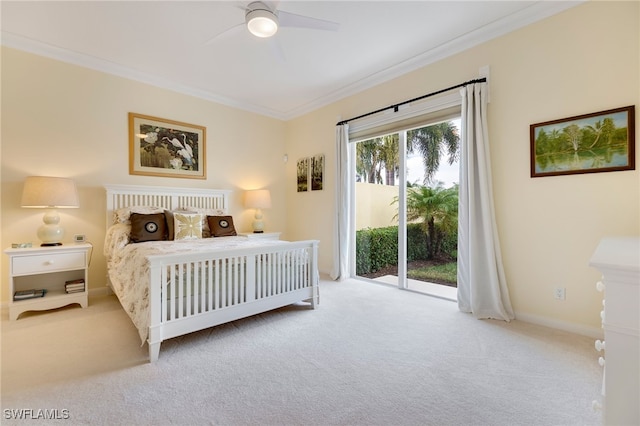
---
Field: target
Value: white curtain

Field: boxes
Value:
[457,83,514,321]
[331,124,350,280]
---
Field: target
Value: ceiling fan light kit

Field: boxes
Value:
[204,1,340,45]
[246,5,279,38]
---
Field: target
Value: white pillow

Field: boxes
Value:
[173,212,203,240]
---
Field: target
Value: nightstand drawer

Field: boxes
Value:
[12,252,85,275]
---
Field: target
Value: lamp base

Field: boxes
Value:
[37,210,65,246]
[252,208,265,234]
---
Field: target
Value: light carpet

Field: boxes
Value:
[1,277,602,425]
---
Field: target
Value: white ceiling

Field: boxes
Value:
[1,1,581,120]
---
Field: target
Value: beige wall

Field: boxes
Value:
[1,48,288,299]
[355,183,399,231]
[2,2,638,335]
[286,1,639,334]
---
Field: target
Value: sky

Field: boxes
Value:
[405,118,460,188]
[406,154,459,188]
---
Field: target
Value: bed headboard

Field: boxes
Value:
[105,184,231,229]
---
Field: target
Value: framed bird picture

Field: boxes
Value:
[129,112,206,179]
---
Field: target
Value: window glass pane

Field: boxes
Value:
[354,134,399,286]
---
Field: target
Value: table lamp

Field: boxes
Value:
[21,176,79,246]
[244,189,271,233]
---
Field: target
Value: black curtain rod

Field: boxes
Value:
[336,77,487,126]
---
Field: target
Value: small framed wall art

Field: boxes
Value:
[297,154,324,192]
[297,157,309,192]
[129,113,206,179]
[310,154,324,191]
[530,105,635,178]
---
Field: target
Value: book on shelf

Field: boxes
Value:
[65,283,85,289]
[14,289,47,301]
[65,279,85,293]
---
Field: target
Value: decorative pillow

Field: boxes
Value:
[185,208,226,238]
[163,210,190,240]
[114,206,164,224]
[174,212,203,240]
[129,213,167,243]
[207,216,237,237]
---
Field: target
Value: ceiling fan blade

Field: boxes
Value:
[204,22,244,45]
[267,37,286,62]
[277,10,340,31]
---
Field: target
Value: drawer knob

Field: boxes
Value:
[596,281,605,292]
[45,260,55,265]
[598,356,605,367]
[595,340,605,351]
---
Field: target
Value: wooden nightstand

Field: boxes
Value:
[238,232,281,240]
[4,243,91,320]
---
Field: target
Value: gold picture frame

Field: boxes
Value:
[129,113,206,179]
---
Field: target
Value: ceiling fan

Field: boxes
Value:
[205,1,340,44]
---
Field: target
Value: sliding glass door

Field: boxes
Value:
[353,118,460,296]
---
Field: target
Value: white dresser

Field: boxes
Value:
[589,237,639,426]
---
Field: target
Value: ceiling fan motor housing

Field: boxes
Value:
[246,2,279,38]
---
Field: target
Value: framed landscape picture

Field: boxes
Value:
[530,105,635,178]
[129,113,206,179]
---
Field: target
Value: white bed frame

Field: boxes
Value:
[105,184,319,362]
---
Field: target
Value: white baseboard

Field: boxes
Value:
[89,286,113,297]
[515,311,603,339]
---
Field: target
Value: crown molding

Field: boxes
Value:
[1,31,286,120]
[1,1,583,122]
[284,1,584,120]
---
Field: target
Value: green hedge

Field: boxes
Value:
[355,224,456,275]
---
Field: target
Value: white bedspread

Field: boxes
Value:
[104,224,287,344]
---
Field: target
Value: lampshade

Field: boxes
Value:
[244,189,272,209]
[246,8,278,38]
[21,176,79,246]
[21,176,79,208]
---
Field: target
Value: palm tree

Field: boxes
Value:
[378,134,399,185]
[408,122,460,184]
[356,121,460,186]
[586,117,616,149]
[356,140,381,183]
[398,182,458,258]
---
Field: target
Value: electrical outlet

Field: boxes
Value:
[554,287,566,300]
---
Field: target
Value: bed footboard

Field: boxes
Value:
[146,240,319,362]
